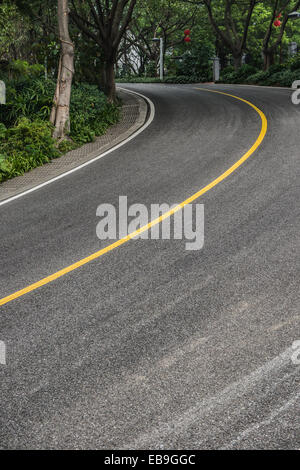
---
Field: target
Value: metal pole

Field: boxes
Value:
[160,37,164,80]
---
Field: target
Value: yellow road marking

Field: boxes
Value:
[0,89,268,306]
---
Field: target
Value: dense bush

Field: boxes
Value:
[0,77,120,182]
[219,64,259,84]
[0,59,45,82]
[0,118,59,182]
[116,77,162,83]
[288,54,300,71]
[246,70,270,84]
[172,44,213,81]
[117,75,208,84]
[0,78,119,140]
[164,75,206,84]
[264,70,297,87]
[219,61,300,87]
[69,83,119,144]
[0,78,55,127]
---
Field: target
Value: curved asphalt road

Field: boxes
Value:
[0,84,299,449]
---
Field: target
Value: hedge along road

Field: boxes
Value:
[0,84,299,449]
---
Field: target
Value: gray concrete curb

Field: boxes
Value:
[0,88,148,202]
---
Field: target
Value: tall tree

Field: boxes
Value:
[123,0,199,76]
[203,0,258,70]
[261,0,300,69]
[70,0,137,102]
[50,0,75,140]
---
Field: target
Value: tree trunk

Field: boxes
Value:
[104,59,116,103]
[263,50,274,70]
[97,60,107,91]
[216,39,228,69]
[51,0,74,140]
[233,53,242,71]
[69,0,137,103]
[50,55,62,124]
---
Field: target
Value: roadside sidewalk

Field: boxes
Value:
[0,88,147,203]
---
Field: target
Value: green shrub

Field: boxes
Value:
[0,78,55,127]
[291,69,300,80]
[0,153,11,178]
[0,78,119,143]
[164,75,204,83]
[220,65,235,75]
[234,64,258,79]
[245,69,299,87]
[116,76,162,83]
[117,75,208,84]
[0,60,45,82]
[218,60,300,87]
[69,83,119,143]
[265,69,298,87]
[57,139,78,153]
[9,60,45,79]
[246,70,270,84]
[0,122,6,140]
[288,55,300,71]
[173,44,213,80]
[0,117,59,182]
[145,61,157,77]
[267,64,285,74]
[0,78,120,182]
[219,64,259,84]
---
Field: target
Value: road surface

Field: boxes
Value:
[0,84,299,449]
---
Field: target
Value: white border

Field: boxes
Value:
[0,88,155,207]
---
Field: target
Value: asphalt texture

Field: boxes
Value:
[0,83,299,449]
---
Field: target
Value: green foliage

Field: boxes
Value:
[0,117,59,182]
[247,65,285,84]
[164,75,205,84]
[288,54,300,71]
[117,75,208,84]
[145,61,157,78]
[117,77,163,83]
[173,44,214,81]
[265,69,299,87]
[0,77,54,127]
[0,123,6,140]
[57,140,78,154]
[219,61,300,87]
[267,64,286,74]
[219,64,258,84]
[220,65,234,75]
[8,60,45,79]
[0,2,30,60]
[0,60,45,82]
[0,78,120,183]
[246,70,270,84]
[69,83,120,144]
[0,76,119,134]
